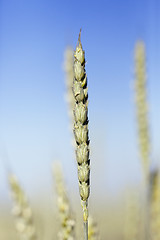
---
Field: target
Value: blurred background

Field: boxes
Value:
[0,0,160,239]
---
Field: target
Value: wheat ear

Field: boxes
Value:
[64,46,75,124]
[53,162,75,240]
[8,174,37,240]
[134,41,150,180]
[150,169,160,240]
[73,30,90,240]
[134,41,151,240]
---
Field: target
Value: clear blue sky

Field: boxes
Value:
[0,0,160,202]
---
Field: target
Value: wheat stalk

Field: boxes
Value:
[8,174,37,240]
[72,30,90,240]
[53,162,75,240]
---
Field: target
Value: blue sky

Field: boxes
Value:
[0,0,160,202]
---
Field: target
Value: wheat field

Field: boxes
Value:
[0,31,159,240]
[0,1,159,239]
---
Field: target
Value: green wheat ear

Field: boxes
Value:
[73,30,90,240]
[53,162,75,240]
[8,174,37,240]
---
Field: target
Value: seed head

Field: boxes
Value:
[73,31,90,224]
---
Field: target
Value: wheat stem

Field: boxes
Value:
[84,221,88,240]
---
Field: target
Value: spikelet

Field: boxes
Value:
[8,174,37,240]
[134,41,150,180]
[150,169,160,240]
[88,216,99,240]
[53,162,75,240]
[72,30,90,228]
[123,191,140,240]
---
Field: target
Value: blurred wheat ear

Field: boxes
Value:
[53,162,75,240]
[64,46,75,124]
[8,174,37,240]
[64,45,77,151]
[134,41,151,181]
[134,41,151,240]
[72,30,90,240]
